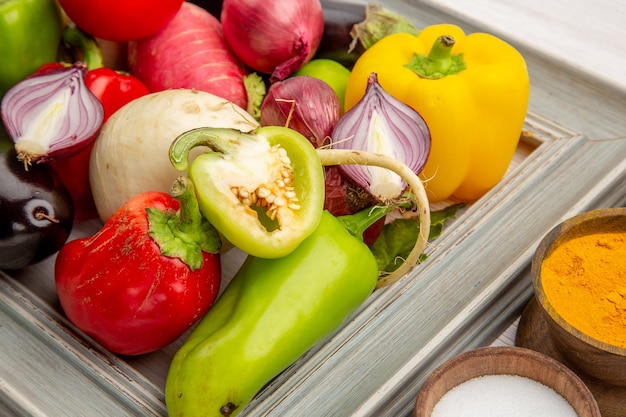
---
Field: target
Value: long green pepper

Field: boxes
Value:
[165,210,380,416]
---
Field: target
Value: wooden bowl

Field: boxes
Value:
[414,346,600,417]
[531,208,626,386]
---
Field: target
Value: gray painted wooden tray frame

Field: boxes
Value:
[2,1,626,416]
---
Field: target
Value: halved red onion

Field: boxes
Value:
[331,72,430,201]
[1,62,104,166]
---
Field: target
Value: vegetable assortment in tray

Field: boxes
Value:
[2,0,626,416]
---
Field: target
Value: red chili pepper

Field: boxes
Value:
[54,177,222,356]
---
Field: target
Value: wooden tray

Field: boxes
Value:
[2,1,626,416]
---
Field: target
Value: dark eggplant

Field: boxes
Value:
[0,123,74,270]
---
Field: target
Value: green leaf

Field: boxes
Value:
[370,203,465,273]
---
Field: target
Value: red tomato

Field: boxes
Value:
[57,0,185,42]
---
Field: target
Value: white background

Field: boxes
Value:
[426,0,626,90]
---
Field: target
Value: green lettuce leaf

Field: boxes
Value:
[371,203,465,273]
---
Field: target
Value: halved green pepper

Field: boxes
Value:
[0,0,63,97]
[169,126,325,259]
[165,209,380,417]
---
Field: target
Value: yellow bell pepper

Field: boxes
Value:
[344,24,530,202]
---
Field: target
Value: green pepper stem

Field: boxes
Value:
[170,176,204,235]
[62,25,104,70]
[338,193,416,239]
[169,127,236,172]
[337,205,393,240]
[170,176,221,256]
[148,177,221,271]
[405,35,466,79]
[316,149,430,288]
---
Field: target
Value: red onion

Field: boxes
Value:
[260,75,341,147]
[221,0,324,82]
[331,72,430,201]
[1,63,104,166]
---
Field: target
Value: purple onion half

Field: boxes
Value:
[1,62,104,166]
[331,72,430,201]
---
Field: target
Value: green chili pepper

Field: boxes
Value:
[0,0,63,97]
[165,209,381,417]
[169,126,325,259]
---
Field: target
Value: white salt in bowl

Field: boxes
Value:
[413,346,600,417]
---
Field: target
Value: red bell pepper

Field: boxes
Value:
[54,176,222,356]
[47,26,150,222]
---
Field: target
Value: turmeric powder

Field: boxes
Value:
[541,231,626,348]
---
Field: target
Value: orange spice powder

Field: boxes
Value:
[540,232,626,348]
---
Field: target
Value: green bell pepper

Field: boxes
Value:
[165,209,381,417]
[169,126,325,259]
[0,0,63,97]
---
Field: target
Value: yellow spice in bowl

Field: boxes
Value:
[541,231,626,349]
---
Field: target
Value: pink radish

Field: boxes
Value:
[127,2,248,109]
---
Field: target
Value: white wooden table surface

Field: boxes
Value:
[425,0,626,90]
